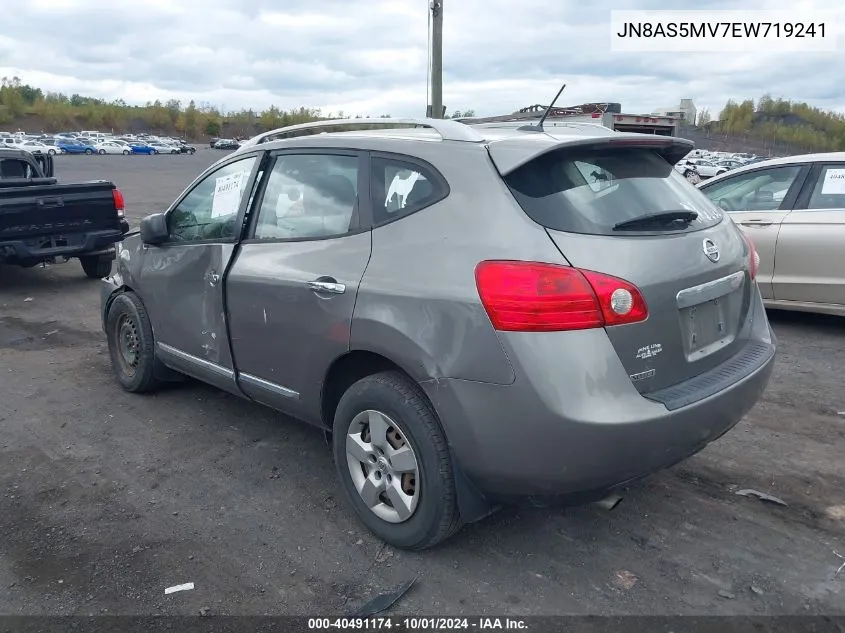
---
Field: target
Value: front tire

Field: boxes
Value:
[79,254,112,279]
[332,371,462,550]
[684,170,701,185]
[123,149,130,155]
[105,292,162,393]
[151,149,158,155]
[48,149,56,155]
[85,148,93,155]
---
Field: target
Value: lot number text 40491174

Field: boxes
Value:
[307,617,529,630]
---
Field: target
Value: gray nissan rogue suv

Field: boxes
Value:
[101,118,776,549]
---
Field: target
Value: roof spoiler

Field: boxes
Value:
[487,134,695,176]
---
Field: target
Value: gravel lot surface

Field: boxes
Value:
[1,149,843,616]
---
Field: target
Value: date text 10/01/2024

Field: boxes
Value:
[307,617,529,630]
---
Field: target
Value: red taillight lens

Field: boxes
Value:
[112,188,125,217]
[744,234,758,280]
[474,261,648,332]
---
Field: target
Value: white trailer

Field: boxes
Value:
[461,105,680,137]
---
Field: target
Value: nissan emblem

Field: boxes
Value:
[703,238,720,263]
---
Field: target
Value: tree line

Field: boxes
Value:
[3,76,843,151]
[706,95,845,152]
[0,77,394,139]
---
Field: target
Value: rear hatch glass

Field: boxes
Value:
[504,148,724,236]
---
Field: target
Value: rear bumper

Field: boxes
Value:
[421,292,776,501]
[0,229,123,264]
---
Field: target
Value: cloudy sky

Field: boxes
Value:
[0,0,842,119]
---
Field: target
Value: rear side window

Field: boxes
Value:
[807,165,845,210]
[253,153,359,240]
[370,156,447,225]
[504,148,724,235]
[0,159,35,178]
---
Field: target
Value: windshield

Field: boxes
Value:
[504,147,724,236]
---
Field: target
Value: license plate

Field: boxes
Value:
[682,297,729,354]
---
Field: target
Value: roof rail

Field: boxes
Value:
[239,117,485,148]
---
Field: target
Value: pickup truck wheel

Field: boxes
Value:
[80,255,112,279]
[106,292,162,393]
[332,371,462,550]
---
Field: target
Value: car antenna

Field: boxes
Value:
[519,82,566,132]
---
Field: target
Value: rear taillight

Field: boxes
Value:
[743,234,758,280]
[474,261,648,332]
[112,188,125,217]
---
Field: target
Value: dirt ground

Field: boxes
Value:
[0,150,843,616]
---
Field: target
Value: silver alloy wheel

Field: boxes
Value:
[345,410,420,523]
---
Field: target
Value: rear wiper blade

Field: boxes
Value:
[613,210,698,231]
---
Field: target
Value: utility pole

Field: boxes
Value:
[430,0,443,118]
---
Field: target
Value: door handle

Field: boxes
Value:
[739,219,773,227]
[205,271,221,286]
[307,280,346,294]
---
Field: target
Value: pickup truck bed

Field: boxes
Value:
[0,149,128,278]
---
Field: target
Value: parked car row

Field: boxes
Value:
[209,137,242,150]
[0,130,197,156]
[675,150,774,183]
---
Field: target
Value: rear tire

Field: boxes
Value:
[332,371,462,550]
[123,149,130,155]
[48,149,56,155]
[98,149,106,155]
[105,292,162,393]
[79,255,112,279]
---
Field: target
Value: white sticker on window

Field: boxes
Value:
[211,171,247,218]
[821,168,845,195]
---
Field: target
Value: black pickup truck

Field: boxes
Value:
[0,148,129,278]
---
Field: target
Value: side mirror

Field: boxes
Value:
[140,212,169,245]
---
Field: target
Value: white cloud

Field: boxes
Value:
[0,0,842,118]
